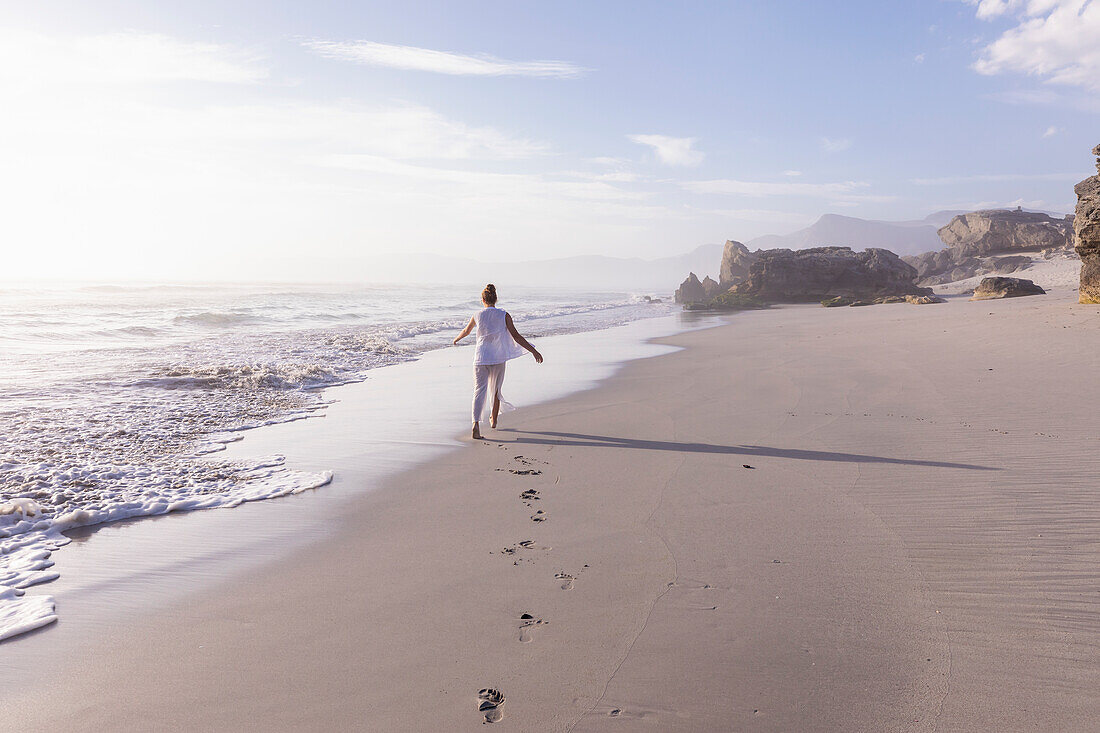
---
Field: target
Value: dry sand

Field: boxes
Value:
[10,291,1100,732]
[934,252,1081,295]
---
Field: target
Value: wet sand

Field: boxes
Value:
[9,291,1100,731]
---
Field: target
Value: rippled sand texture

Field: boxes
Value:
[9,291,1100,731]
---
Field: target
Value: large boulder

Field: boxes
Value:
[727,246,933,303]
[937,209,1071,257]
[674,272,709,304]
[1074,144,1100,304]
[719,240,757,286]
[904,209,1073,285]
[970,276,1046,301]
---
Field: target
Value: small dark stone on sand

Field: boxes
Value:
[520,613,533,620]
[743,464,755,469]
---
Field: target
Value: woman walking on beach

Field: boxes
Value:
[453,284,543,439]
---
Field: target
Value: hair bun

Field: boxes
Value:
[486,283,496,292]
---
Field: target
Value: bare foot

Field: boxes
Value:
[472,424,482,440]
[489,416,498,429]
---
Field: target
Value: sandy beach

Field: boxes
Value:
[7,291,1100,731]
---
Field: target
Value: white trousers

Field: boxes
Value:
[472,362,512,423]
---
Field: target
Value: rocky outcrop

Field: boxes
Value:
[1074,144,1100,304]
[701,275,721,297]
[986,254,1034,275]
[970,276,1046,301]
[693,292,769,311]
[904,209,1074,285]
[674,273,708,304]
[938,209,1071,256]
[727,246,933,303]
[719,240,757,286]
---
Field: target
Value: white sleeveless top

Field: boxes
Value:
[473,307,526,365]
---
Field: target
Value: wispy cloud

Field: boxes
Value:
[0,28,683,279]
[1042,125,1061,138]
[589,156,631,166]
[985,87,1100,112]
[969,0,1100,91]
[679,178,895,203]
[783,170,803,177]
[627,134,704,166]
[302,39,586,78]
[987,87,1062,105]
[914,52,926,63]
[565,170,647,183]
[821,136,852,153]
[911,172,1081,185]
[0,29,267,84]
[971,0,1021,20]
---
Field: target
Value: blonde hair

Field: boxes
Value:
[481,283,497,305]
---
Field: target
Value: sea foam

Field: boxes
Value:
[0,454,332,642]
[0,283,670,642]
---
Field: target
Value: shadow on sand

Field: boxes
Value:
[495,429,999,471]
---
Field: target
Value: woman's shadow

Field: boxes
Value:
[495,429,998,471]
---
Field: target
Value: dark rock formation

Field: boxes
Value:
[1074,144,1100,304]
[674,273,709,304]
[970,277,1046,301]
[693,292,769,311]
[904,209,1073,285]
[727,246,933,303]
[700,275,721,298]
[719,240,757,286]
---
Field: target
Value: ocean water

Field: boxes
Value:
[0,282,672,641]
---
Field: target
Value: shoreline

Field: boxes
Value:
[0,313,716,672]
[8,292,1100,731]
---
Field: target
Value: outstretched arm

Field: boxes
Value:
[453,317,475,346]
[506,313,544,364]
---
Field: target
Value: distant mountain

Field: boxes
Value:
[746,210,1069,259]
[345,209,1074,292]
[920,210,971,228]
[352,243,724,291]
[747,214,944,257]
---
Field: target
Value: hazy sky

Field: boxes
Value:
[1,1,1097,281]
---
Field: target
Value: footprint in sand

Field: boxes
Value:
[518,613,545,643]
[510,468,542,476]
[606,707,654,720]
[520,489,540,506]
[499,540,552,563]
[531,509,547,522]
[478,688,505,723]
[555,572,575,590]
